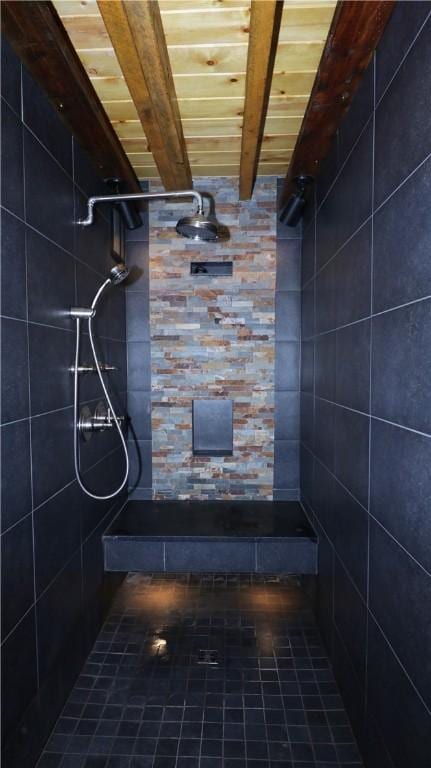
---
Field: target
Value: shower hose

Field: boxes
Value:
[73,280,129,500]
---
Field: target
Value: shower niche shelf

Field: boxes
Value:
[191,261,232,276]
[103,500,317,574]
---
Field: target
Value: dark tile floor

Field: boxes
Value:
[37,574,363,768]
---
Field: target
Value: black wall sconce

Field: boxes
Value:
[279,175,314,228]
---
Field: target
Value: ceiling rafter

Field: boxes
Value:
[239,0,284,200]
[279,0,395,208]
[1,0,140,192]
[97,0,192,191]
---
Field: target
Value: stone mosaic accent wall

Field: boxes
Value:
[149,177,277,499]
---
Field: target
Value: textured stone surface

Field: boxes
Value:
[149,177,277,499]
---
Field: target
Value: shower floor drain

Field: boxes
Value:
[197,649,219,665]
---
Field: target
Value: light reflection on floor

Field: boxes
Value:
[37,573,363,768]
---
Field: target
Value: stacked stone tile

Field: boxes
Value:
[149,177,276,499]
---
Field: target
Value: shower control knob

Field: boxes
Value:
[78,402,124,441]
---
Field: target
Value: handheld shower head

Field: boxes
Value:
[109,263,129,285]
[176,213,218,242]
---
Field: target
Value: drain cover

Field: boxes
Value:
[197,649,219,665]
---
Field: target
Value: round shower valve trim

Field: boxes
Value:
[78,402,124,442]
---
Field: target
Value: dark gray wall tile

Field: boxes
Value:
[27,228,76,329]
[336,320,370,412]
[316,260,336,334]
[369,520,431,706]
[1,99,24,217]
[333,559,367,686]
[333,479,368,600]
[34,481,81,598]
[301,278,315,339]
[276,238,301,291]
[370,418,431,574]
[374,18,431,207]
[24,129,74,252]
[274,391,300,440]
[275,341,300,391]
[1,514,34,640]
[375,2,431,103]
[311,460,336,541]
[36,552,82,681]
[104,539,164,572]
[128,439,152,491]
[29,325,74,415]
[1,608,38,744]
[316,529,334,655]
[274,440,299,489]
[373,156,431,313]
[275,290,300,341]
[127,341,151,391]
[334,407,369,508]
[127,391,152,441]
[1,419,32,532]
[367,616,431,768]
[74,190,112,278]
[331,627,365,751]
[301,222,315,287]
[1,38,21,114]
[300,392,314,450]
[338,61,374,166]
[317,123,373,268]
[126,292,150,342]
[300,340,314,394]
[257,540,316,574]
[1,316,29,424]
[371,299,431,434]
[334,222,371,327]
[31,407,74,508]
[125,241,149,291]
[315,332,336,402]
[314,399,335,472]
[22,68,72,175]
[1,208,26,320]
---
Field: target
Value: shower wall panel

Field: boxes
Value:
[149,177,277,499]
[1,38,126,767]
[300,5,431,766]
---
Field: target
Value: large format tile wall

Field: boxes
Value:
[300,5,431,767]
[1,39,126,766]
[149,177,277,499]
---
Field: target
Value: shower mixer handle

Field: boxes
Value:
[70,363,117,374]
[78,402,125,441]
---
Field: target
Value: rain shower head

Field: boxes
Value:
[109,263,129,285]
[176,213,218,242]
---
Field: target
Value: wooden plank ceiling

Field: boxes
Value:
[53,0,337,184]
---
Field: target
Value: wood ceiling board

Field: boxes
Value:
[159,1,250,9]
[161,6,251,46]
[280,0,395,208]
[274,40,325,71]
[103,101,141,122]
[53,1,100,16]
[2,0,140,193]
[172,71,315,99]
[59,14,108,48]
[175,95,308,121]
[89,76,130,101]
[239,0,283,200]
[79,49,123,77]
[98,0,192,190]
[166,43,248,75]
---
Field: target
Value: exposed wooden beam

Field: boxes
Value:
[279,0,395,209]
[1,1,141,193]
[98,0,192,191]
[239,0,283,201]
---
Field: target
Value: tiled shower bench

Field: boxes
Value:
[103,500,317,574]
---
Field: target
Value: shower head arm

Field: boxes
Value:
[78,189,204,227]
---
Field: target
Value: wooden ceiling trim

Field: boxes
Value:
[97,0,192,191]
[280,0,395,208]
[239,0,284,200]
[1,0,140,192]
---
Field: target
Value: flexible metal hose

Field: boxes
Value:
[73,281,129,500]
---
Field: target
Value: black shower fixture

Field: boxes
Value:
[106,177,143,230]
[279,175,314,228]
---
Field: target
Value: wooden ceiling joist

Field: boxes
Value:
[239,0,283,201]
[98,0,192,191]
[279,0,395,209]
[1,1,140,192]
